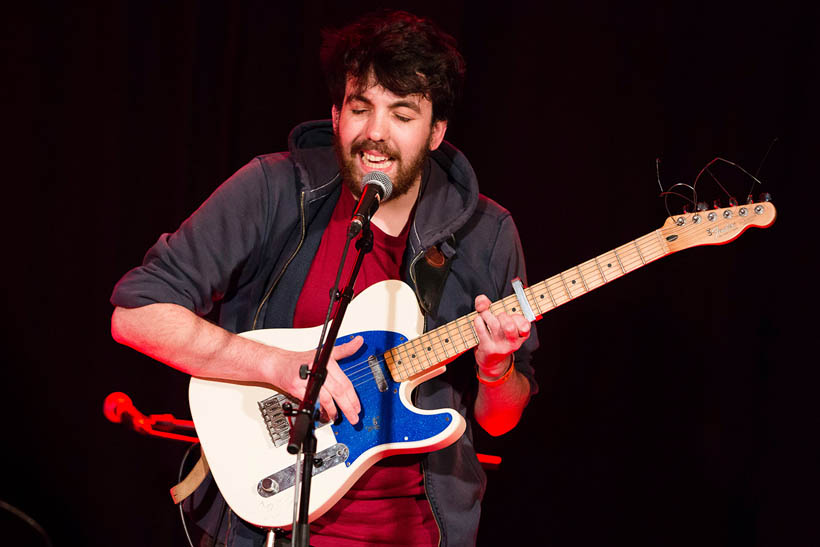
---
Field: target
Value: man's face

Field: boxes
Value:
[332,77,447,200]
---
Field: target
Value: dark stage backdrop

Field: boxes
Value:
[3,1,817,546]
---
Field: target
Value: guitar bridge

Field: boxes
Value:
[258,393,297,448]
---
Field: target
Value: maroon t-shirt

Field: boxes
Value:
[293,187,439,546]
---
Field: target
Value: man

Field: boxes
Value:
[111,10,538,547]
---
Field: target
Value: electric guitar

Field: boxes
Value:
[189,200,776,528]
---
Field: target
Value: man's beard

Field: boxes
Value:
[333,133,430,202]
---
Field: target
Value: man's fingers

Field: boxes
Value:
[326,362,361,425]
[333,335,364,359]
[317,388,337,423]
[514,314,531,337]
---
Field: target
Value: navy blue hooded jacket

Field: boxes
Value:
[112,120,539,546]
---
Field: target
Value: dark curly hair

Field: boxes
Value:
[320,10,466,123]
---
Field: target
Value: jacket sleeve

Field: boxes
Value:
[110,157,274,316]
[488,213,540,399]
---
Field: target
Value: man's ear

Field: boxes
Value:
[332,105,340,134]
[429,120,448,151]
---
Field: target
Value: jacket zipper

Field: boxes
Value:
[252,191,307,329]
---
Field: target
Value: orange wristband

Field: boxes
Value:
[476,356,515,387]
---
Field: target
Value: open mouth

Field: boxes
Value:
[360,151,394,170]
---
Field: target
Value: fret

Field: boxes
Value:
[578,261,599,291]
[454,319,470,353]
[492,298,509,315]
[593,256,607,283]
[465,316,480,346]
[403,339,422,375]
[558,271,572,300]
[576,265,589,292]
[613,248,626,274]
[419,331,440,369]
[505,293,526,316]
[457,316,475,350]
[424,329,442,363]
[437,325,455,359]
[440,321,457,357]
[415,336,435,370]
[525,285,543,316]
[529,282,551,312]
[653,229,668,256]
[543,280,558,308]
[633,240,646,265]
[390,345,410,379]
[400,342,419,376]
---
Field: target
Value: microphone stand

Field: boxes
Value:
[287,224,374,547]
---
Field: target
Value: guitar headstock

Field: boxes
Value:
[660,200,777,253]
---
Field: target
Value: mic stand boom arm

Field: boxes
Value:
[287,226,374,547]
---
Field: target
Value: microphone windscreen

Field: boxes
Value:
[103,391,132,423]
[361,171,393,200]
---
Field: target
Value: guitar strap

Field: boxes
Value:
[170,449,209,504]
[412,237,456,316]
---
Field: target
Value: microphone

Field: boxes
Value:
[103,391,199,441]
[103,391,150,432]
[348,171,393,237]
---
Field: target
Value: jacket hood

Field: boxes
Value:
[287,120,480,250]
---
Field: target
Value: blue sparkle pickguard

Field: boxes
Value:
[329,330,453,465]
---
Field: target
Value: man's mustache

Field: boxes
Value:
[349,140,399,159]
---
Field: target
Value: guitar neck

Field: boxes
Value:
[384,229,670,382]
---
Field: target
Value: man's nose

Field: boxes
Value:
[364,111,388,142]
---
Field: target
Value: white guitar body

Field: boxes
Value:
[189,280,467,529]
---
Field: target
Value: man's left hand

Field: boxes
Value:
[472,294,531,380]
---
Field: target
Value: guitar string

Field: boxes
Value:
[340,237,665,387]
[322,207,763,390]
[337,235,668,388]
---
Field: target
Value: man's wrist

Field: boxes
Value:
[476,355,515,387]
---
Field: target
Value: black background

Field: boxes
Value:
[3,1,818,545]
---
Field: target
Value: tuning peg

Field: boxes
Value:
[712,199,722,209]
[696,202,709,211]
[728,197,738,206]
[759,192,772,202]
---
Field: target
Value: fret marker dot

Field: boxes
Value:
[607,263,612,268]
[411,354,415,358]
[427,347,431,351]
[540,295,544,299]
[512,307,517,312]
[571,280,576,284]
[445,338,449,343]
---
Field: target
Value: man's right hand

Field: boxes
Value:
[266,336,364,425]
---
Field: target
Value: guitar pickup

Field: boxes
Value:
[368,355,388,392]
[257,443,349,497]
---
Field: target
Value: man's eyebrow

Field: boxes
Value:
[346,93,373,105]
[390,99,422,113]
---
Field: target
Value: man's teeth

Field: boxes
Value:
[362,152,392,167]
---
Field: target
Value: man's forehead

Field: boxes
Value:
[343,76,429,109]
